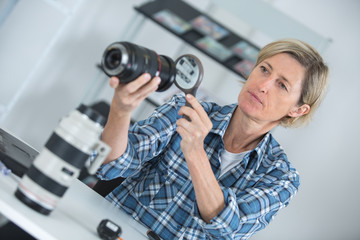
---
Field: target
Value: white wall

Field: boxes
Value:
[0,0,359,239]
[253,1,360,240]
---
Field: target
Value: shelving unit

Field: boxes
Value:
[134,0,260,80]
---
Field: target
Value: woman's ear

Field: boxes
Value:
[288,104,311,118]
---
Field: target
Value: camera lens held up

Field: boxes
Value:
[15,104,111,215]
[101,41,205,98]
[101,41,177,92]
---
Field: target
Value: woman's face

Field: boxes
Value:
[238,53,308,125]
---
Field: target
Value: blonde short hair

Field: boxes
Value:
[255,39,329,127]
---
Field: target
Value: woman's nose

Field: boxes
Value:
[258,77,273,93]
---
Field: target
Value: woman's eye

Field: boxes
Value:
[260,66,268,73]
[280,82,288,91]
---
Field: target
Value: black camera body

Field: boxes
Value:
[101,42,176,92]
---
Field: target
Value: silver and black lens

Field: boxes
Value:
[15,104,110,215]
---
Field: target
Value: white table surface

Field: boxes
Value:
[0,173,148,240]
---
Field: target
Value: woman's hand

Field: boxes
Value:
[177,94,224,222]
[110,73,161,117]
[176,94,213,158]
[102,73,160,163]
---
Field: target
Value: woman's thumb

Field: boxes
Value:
[109,77,119,88]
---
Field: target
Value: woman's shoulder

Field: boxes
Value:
[265,134,299,176]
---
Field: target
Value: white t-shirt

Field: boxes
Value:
[219,149,249,178]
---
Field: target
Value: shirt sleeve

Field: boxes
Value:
[191,167,300,239]
[96,94,185,180]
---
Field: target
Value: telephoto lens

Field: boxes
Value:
[15,104,111,215]
[101,41,177,92]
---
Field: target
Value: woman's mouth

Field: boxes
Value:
[248,91,263,105]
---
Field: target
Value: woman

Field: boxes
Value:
[96,39,329,239]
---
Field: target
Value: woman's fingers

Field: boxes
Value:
[123,73,152,94]
[181,94,213,130]
[135,76,161,99]
[109,73,161,113]
[109,76,120,88]
[176,95,213,143]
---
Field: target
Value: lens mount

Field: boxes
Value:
[102,43,129,76]
[157,55,176,92]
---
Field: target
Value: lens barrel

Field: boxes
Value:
[101,42,176,92]
[15,105,106,215]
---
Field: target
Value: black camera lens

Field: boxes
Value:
[104,49,121,70]
[101,42,176,92]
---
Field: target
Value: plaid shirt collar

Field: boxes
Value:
[207,102,272,172]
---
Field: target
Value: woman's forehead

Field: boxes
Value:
[262,53,306,84]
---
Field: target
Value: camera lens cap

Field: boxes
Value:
[174,54,203,97]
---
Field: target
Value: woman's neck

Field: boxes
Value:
[223,107,277,153]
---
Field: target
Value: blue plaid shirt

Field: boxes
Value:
[97,94,300,239]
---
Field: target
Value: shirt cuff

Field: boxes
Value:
[192,187,241,237]
[95,142,137,180]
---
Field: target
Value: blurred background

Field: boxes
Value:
[0,0,359,239]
